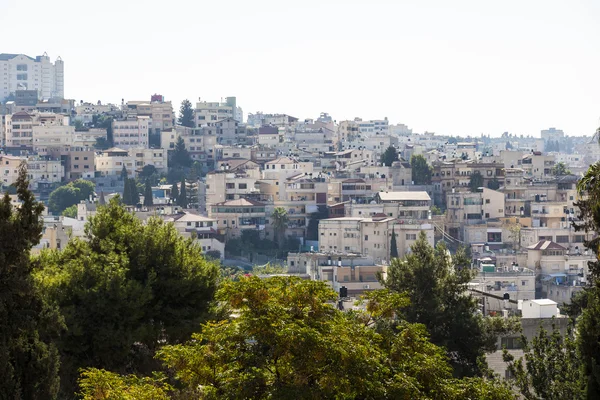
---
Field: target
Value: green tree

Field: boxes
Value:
[93,115,114,147]
[139,164,158,184]
[552,161,571,176]
[171,137,192,169]
[120,165,128,181]
[155,277,514,399]
[129,178,140,206]
[382,232,493,377]
[431,205,443,215]
[0,163,62,399]
[143,179,153,207]
[48,179,96,215]
[79,278,515,399]
[122,177,133,205]
[306,205,328,241]
[469,171,484,192]
[572,139,600,397]
[390,228,398,259]
[79,369,171,400]
[488,177,501,190]
[380,145,399,166]
[178,99,195,128]
[503,323,585,399]
[170,181,179,203]
[177,176,188,208]
[410,154,432,185]
[62,204,78,218]
[35,198,219,395]
[271,206,289,248]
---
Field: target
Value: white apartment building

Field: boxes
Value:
[32,113,74,154]
[318,216,434,263]
[112,116,150,149]
[195,97,240,126]
[163,212,225,258]
[127,100,174,135]
[95,147,167,177]
[0,154,63,189]
[0,53,64,101]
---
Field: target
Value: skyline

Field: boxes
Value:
[2,0,599,137]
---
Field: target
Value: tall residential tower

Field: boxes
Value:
[0,52,64,102]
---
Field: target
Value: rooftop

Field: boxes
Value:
[376,191,431,202]
[527,240,566,251]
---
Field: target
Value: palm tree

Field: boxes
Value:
[271,207,289,248]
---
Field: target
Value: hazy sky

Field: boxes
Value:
[2,0,599,137]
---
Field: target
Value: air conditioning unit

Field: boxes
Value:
[363,285,370,289]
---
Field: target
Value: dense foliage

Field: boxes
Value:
[410,154,432,185]
[48,179,96,214]
[0,164,63,399]
[35,198,219,395]
[469,171,484,192]
[380,145,399,166]
[177,99,195,128]
[80,277,515,399]
[382,232,496,377]
[503,323,585,399]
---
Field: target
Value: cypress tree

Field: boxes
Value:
[143,179,154,207]
[130,178,140,206]
[0,163,62,398]
[390,228,398,259]
[178,177,188,208]
[122,177,132,205]
[171,182,179,204]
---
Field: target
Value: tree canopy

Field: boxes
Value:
[469,171,484,192]
[503,323,584,399]
[271,207,289,247]
[178,99,195,128]
[35,198,219,394]
[552,161,571,176]
[48,179,96,215]
[410,154,432,185]
[171,137,192,169]
[380,145,399,166]
[382,232,496,377]
[0,163,62,398]
[80,277,514,399]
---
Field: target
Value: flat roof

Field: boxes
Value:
[377,191,431,202]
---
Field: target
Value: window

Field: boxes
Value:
[239,183,247,189]
[16,64,27,71]
[16,73,27,80]
[522,280,526,286]
[406,234,417,240]
[364,235,368,241]
[555,236,569,243]
[485,199,490,204]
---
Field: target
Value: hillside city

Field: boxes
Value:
[2,51,600,398]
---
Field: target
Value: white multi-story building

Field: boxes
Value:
[0,53,64,101]
[195,97,241,126]
[112,116,150,149]
[95,147,167,177]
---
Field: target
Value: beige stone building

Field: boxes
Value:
[95,147,167,177]
[209,198,267,239]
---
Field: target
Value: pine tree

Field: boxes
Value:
[178,99,195,128]
[0,163,62,398]
[130,178,140,206]
[178,177,188,208]
[390,228,398,259]
[143,179,153,207]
